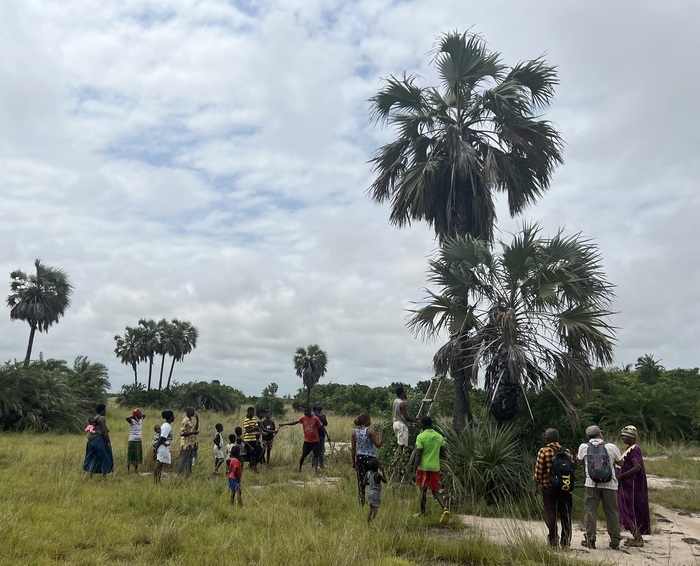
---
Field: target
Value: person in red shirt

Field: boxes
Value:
[228,445,243,506]
[279,407,325,472]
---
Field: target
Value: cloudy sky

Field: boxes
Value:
[1,0,698,396]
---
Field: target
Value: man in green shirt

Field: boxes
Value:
[412,416,450,524]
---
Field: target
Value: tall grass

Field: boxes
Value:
[0,409,592,566]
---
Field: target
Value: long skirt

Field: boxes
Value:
[83,435,114,475]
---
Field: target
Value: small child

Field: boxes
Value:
[213,423,224,475]
[234,426,247,462]
[225,434,236,471]
[152,424,161,461]
[364,457,387,522]
[228,445,243,506]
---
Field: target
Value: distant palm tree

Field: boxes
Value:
[293,344,328,406]
[165,319,198,390]
[368,31,563,244]
[6,259,74,364]
[114,327,141,385]
[155,318,177,390]
[409,225,616,430]
[136,319,158,391]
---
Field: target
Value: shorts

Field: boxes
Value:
[214,448,224,459]
[393,421,409,446]
[127,441,143,464]
[156,445,171,464]
[417,470,440,491]
[368,491,381,507]
[228,478,241,491]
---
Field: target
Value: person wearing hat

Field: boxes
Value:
[577,425,623,550]
[617,425,650,547]
[125,408,146,474]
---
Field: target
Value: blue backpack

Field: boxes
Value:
[586,441,612,483]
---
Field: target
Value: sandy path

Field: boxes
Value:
[459,504,700,565]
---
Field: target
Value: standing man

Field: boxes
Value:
[533,428,575,547]
[243,406,261,473]
[412,416,450,524]
[312,402,331,468]
[125,408,146,474]
[577,425,623,550]
[279,407,324,472]
[393,387,420,454]
[178,407,199,476]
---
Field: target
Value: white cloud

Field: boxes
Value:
[1,0,699,399]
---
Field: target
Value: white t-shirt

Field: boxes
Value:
[128,419,143,442]
[156,422,174,463]
[577,439,622,490]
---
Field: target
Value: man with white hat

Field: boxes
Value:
[577,425,623,550]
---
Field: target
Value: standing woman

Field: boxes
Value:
[351,413,386,505]
[125,408,145,474]
[617,425,651,547]
[83,403,114,477]
[154,410,175,485]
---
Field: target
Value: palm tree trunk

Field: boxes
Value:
[147,357,153,391]
[452,368,473,432]
[166,357,177,390]
[158,353,166,390]
[306,386,311,407]
[132,361,138,385]
[24,323,37,365]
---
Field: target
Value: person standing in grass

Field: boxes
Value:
[392,387,420,455]
[178,407,199,476]
[83,403,114,478]
[412,416,450,524]
[533,428,575,547]
[312,402,331,469]
[228,445,243,507]
[243,407,261,473]
[364,457,387,523]
[125,408,145,474]
[261,410,276,466]
[213,423,225,475]
[617,425,650,547]
[154,410,175,484]
[350,413,386,505]
[279,407,325,472]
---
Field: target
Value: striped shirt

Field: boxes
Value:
[242,417,258,442]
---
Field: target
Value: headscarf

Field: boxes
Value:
[620,425,638,439]
[353,413,371,427]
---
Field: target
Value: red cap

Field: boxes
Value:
[132,408,141,417]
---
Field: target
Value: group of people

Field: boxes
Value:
[533,424,650,550]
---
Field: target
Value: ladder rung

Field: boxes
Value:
[422,398,433,403]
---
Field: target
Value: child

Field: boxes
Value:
[261,410,276,466]
[213,423,225,475]
[234,426,247,463]
[85,417,97,436]
[225,433,236,471]
[364,457,387,522]
[228,445,243,506]
[152,424,161,461]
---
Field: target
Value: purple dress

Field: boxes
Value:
[617,444,650,536]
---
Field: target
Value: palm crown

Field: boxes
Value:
[368,31,564,243]
[409,224,616,424]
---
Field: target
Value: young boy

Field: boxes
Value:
[234,426,247,463]
[228,445,243,507]
[225,433,236,471]
[261,410,276,466]
[213,423,225,475]
[364,457,387,523]
[279,407,324,472]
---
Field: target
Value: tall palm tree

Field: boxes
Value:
[114,327,140,385]
[165,319,198,390]
[155,318,176,390]
[409,225,616,430]
[368,31,563,244]
[136,319,158,391]
[6,259,74,364]
[293,344,328,406]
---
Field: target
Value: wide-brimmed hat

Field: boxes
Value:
[620,425,638,438]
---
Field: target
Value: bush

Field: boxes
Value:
[171,381,246,413]
[0,357,110,432]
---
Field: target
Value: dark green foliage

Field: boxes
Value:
[116,381,246,414]
[290,382,394,415]
[0,356,110,432]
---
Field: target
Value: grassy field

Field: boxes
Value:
[0,407,591,566]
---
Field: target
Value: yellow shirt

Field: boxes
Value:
[180,416,197,450]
